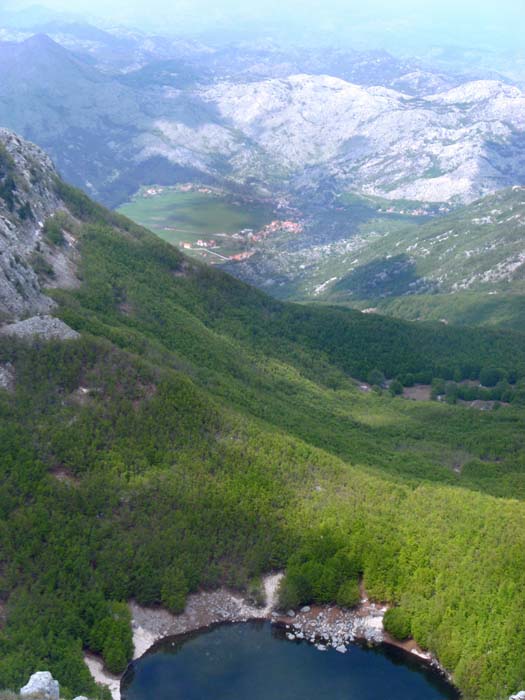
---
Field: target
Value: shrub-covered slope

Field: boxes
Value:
[323,187,525,330]
[1,171,525,698]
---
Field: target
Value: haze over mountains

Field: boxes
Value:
[3,5,525,700]
[1,27,525,209]
[1,10,524,335]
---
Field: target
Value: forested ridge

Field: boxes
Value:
[1,182,525,698]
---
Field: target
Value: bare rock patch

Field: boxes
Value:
[0,315,79,341]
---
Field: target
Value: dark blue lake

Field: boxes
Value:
[122,622,459,700]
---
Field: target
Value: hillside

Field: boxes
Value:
[1,34,525,207]
[2,132,525,699]
[201,76,525,203]
[0,34,227,207]
[317,187,525,328]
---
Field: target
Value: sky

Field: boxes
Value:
[4,0,525,52]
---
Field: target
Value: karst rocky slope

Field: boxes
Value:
[1,34,525,205]
[0,128,80,339]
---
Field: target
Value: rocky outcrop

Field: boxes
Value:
[0,315,79,341]
[19,672,59,700]
[18,671,91,700]
[0,130,60,320]
[0,362,15,391]
[0,129,79,325]
[276,599,386,653]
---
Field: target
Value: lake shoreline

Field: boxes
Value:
[85,573,454,699]
[272,599,452,683]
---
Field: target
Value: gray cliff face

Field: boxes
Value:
[0,128,78,324]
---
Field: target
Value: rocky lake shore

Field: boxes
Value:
[84,573,452,700]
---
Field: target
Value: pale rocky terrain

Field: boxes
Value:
[15,670,88,700]
[0,129,81,338]
[0,362,15,391]
[196,76,525,203]
[1,33,525,206]
[0,129,61,319]
[0,316,80,341]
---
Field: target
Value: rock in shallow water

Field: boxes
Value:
[20,671,59,700]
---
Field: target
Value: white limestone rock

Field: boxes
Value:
[20,671,59,700]
[198,76,525,203]
[0,315,79,341]
[0,362,15,391]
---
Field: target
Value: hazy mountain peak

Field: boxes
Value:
[426,79,523,103]
[22,31,62,50]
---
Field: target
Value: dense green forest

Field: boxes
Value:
[1,182,525,698]
[351,291,525,332]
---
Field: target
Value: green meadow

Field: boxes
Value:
[117,189,273,252]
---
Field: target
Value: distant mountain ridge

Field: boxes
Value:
[199,75,525,203]
[0,33,524,207]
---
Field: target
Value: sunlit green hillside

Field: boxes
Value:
[320,187,525,330]
[1,182,525,699]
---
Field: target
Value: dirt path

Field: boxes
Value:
[84,652,122,700]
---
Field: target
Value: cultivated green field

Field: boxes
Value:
[117,188,273,256]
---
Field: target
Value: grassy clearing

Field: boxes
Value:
[117,188,273,253]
